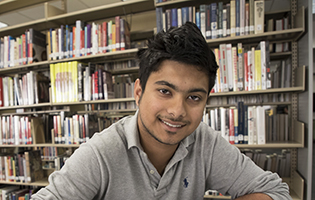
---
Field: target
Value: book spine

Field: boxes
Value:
[249,0,255,34]
[254,49,262,90]
[229,107,235,144]
[205,5,211,39]
[230,0,236,37]
[217,2,223,38]
[254,1,264,34]
[235,0,240,36]
[210,3,217,39]
[237,101,244,144]
[237,43,244,91]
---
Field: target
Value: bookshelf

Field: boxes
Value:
[0,0,313,199]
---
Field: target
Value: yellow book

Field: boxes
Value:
[214,48,221,92]
[254,50,261,90]
[55,63,61,103]
[12,158,16,182]
[230,0,236,37]
[49,64,56,103]
[72,61,79,102]
[112,24,116,52]
[47,30,51,60]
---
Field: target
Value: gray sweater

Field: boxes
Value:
[32,112,291,200]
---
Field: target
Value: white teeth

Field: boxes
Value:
[162,120,183,128]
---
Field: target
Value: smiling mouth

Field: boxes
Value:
[161,119,185,128]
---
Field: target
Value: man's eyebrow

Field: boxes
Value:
[154,81,207,94]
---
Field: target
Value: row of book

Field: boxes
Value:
[47,16,131,61]
[50,61,137,104]
[0,150,43,183]
[0,72,50,107]
[212,41,291,93]
[52,112,98,144]
[243,149,291,177]
[0,28,46,69]
[156,0,265,37]
[0,186,34,200]
[0,116,45,145]
[203,102,290,145]
[204,149,291,197]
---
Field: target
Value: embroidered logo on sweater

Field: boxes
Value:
[183,177,189,188]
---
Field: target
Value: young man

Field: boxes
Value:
[32,22,291,200]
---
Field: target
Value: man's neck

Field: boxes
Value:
[140,137,178,176]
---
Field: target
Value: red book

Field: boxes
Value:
[229,108,235,144]
[53,115,58,144]
[22,34,26,65]
[0,77,3,107]
[72,26,76,58]
[80,30,84,56]
[94,71,99,100]
[27,119,31,144]
[82,115,86,142]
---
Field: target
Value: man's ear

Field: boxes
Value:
[134,79,142,106]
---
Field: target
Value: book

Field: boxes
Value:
[254,1,264,34]
[229,107,235,144]
[230,0,236,37]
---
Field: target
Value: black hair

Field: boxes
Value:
[137,22,218,94]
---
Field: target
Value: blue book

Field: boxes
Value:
[182,7,189,24]
[70,31,73,58]
[210,3,217,39]
[171,8,178,27]
[196,11,200,30]
[236,0,240,36]
[156,7,163,33]
[237,101,244,144]
[65,25,69,58]
[205,4,211,39]
[244,105,248,144]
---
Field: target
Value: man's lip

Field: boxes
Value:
[160,119,186,128]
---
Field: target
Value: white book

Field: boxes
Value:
[222,9,227,37]
[8,77,14,106]
[3,77,8,107]
[260,41,267,90]
[14,116,20,145]
[220,108,229,142]
[210,109,216,130]
[232,47,238,91]
[247,106,254,144]
[177,8,182,27]
[9,38,15,67]
[247,50,253,91]
[226,44,233,91]
[75,20,82,57]
[251,47,256,91]
[4,36,8,67]
[92,22,98,55]
[256,106,266,144]
[219,44,228,92]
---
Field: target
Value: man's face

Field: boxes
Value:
[134,60,209,147]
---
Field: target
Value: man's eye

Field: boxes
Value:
[159,89,170,94]
[189,95,200,101]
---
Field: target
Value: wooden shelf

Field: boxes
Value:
[0,179,48,187]
[0,48,139,75]
[0,0,54,15]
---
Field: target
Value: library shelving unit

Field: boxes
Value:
[153,0,308,199]
[0,0,156,190]
[0,0,313,200]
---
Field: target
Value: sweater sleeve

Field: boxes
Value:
[31,143,104,200]
[205,131,292,200]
